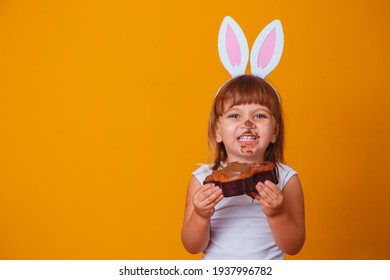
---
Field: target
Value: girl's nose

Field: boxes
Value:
[243,119,254,128]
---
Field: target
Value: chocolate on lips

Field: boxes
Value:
[203,162,279,197]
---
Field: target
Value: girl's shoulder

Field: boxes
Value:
[192,163,213,185]
[276,162,298,189]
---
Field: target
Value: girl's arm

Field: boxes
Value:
[181,175,223,254]
[254,175,305,255]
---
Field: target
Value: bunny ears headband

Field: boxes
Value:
[218,16,284,79]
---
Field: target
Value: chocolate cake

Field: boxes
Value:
[203,162,279,197]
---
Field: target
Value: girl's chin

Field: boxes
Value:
[227,153,264,163]
[240,145,256,154]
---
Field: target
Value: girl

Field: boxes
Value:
[181,17,305,259]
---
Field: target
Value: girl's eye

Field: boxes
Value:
[254,114,267,119]
[227,114,240,119]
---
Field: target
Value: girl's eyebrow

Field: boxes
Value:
[254,108,272,114]
[224,106,272,114]
[223,107,240,113]
[222,107,242,115]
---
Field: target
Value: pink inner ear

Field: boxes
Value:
[226,25,241,66]
[257,29,276,69]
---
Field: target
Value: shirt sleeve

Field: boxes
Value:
[276,163,298,190]
[192,164,213,185]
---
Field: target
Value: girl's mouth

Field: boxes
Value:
[237,135,258,144]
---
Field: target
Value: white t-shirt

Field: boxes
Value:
[192,163,297,259]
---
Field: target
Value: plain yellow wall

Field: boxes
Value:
[1,0,389,259]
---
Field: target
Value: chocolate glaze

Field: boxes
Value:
[203,162,279,197]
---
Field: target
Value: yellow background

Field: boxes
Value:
[1,0,389,259]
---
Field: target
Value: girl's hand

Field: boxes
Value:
[192,184,223,219]
[251,180,284,217]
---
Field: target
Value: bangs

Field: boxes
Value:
[215,75,280,116]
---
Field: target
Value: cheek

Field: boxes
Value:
[223,123,238,136]
[217,124,237,142]
[258,124,277,139]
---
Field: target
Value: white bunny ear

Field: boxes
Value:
[218,16,249,77]
[250,19,284,78]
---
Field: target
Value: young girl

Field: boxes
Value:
[181,17,305,259]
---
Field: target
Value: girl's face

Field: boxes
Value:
[215,102,278,163]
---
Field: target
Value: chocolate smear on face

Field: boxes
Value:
[239,132,258,154]
[240,145,254,154]
[244,119,254,128]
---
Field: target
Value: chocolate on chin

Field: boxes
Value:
[203,162,279,197]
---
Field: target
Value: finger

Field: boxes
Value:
[204,186,223,206]
[197,184,217,199]
[257,197,272,210]
[255,196,267,208]
[194,183,212,198]
[203,182,216,188]
[257,181,280,201]
[264,180,282,194]
[255,182,269,199]
[213,193,224,205]
[197,186,222,207]
[193,184,216,206]
[256,187,278,210]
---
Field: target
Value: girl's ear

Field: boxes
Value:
[215,124,223,143]
[250,19,284,79]
[271,124,279,143]
[218,16,249,77]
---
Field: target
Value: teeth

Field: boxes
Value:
[238,136,256,141]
